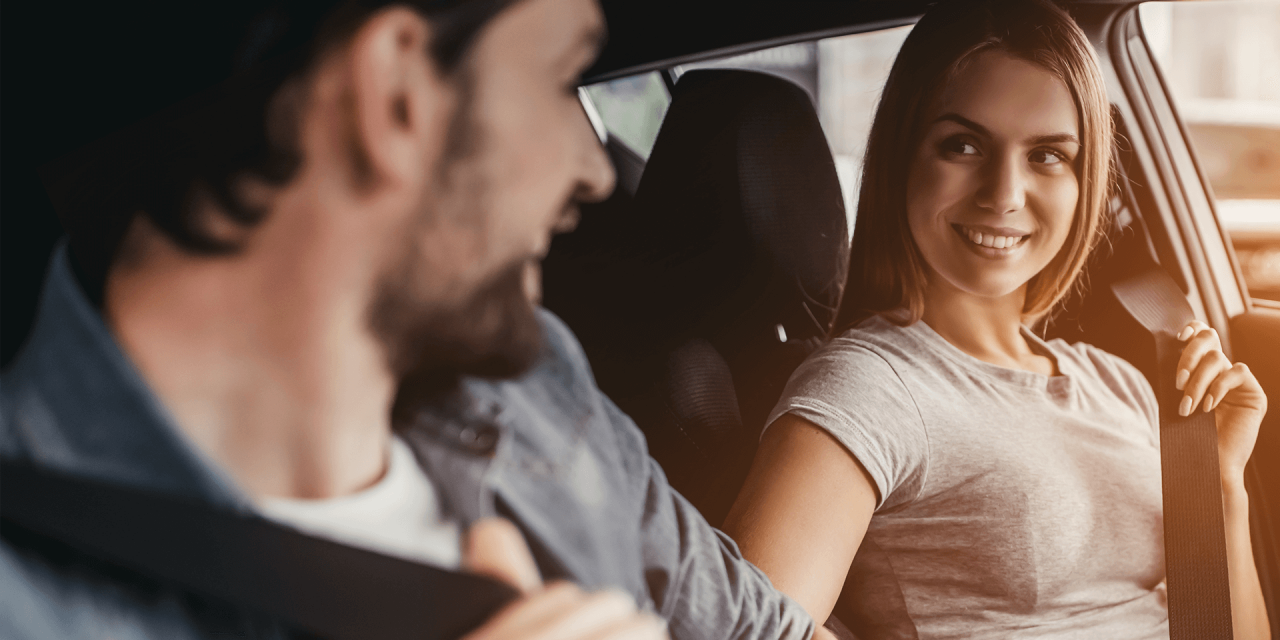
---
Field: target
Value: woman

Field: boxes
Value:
[722,0,1270,638]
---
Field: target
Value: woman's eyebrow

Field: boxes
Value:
[933,112,1080,147]
[1031,133,1081,146]
[934,113,991,136]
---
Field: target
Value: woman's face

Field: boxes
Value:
[905,50,1081,303]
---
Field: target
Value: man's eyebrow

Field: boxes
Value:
[934,112,1081,147]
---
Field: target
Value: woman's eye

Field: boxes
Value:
[1030,148,1066,165]
[941,138,979,157]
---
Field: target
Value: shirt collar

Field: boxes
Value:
[3,243,248,509]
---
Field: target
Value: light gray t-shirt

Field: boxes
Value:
[768,315,1168,639]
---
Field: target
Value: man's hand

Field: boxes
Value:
[462,518,669,640]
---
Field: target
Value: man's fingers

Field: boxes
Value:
[469,582,583,638]
[464,518,542,593]
[521,588,658,640]
[593,613,670,640]
[462,582,667,640]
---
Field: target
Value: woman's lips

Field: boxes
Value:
[952,223,1030,252]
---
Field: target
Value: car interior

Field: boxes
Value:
[0,0,1276,637]
[546,0,1280,635]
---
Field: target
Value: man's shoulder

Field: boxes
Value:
[534,307,594,378]
[0,531,236,640]
[494,308,605,407]
[472,308,648,463]
[1,360,53,459]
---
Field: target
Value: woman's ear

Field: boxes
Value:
[343,6,454,194]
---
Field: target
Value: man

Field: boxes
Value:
[0,1,817,639]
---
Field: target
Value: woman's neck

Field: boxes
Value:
[918,278,1056,376]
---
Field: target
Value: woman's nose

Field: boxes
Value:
[975,154,1026,215]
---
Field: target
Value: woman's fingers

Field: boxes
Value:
[1180,348,1231,416]
[1175,322,1220,392]
[1175,320,1208,343]
[1203,362,1252,413]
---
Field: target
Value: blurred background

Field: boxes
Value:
[583,0,1280,301]
[1142,1,1280,301]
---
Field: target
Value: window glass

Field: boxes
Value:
[1140,1,1280,301]
[583,71,670,158]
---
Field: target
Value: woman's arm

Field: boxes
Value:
[1176,321,1271,640]
[1223,480,1268,640]
[722,414,880,631]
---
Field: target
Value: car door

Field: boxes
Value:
[1075,2,1280,631]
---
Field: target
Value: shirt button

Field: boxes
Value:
[458,425,499,455]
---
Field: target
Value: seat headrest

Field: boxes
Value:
[627,69,848,353]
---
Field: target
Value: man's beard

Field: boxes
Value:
[369,75,546,419]
[377,258,545,421]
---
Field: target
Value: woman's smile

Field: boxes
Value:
[951,223,1031,257]
[906,49,1081,300]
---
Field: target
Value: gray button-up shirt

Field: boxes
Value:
[0,246,814,640]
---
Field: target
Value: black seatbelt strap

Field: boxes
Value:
[0,460,517,640]
[1111,268,1234,639]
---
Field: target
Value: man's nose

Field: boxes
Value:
[574,116,616,205]
[975,153,1026,215]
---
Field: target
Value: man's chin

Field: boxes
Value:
[380,263,545,419]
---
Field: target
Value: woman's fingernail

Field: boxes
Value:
[1178,327,1193,341]
[1203,394,1214,413]
[1179,395,1192,417]
[1175,369,1189,390]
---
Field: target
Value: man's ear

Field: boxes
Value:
[345,7,452,192]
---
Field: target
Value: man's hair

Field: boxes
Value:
[829,0,1113,335]
[49,0,519,301]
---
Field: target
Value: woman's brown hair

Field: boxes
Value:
[829,0,1113,336]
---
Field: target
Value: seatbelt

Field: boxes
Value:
[0,460,517,640]
[1111,267,1234,639]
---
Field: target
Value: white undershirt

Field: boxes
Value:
[258,436,462,569]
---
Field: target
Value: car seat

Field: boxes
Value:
[542,69,849,525]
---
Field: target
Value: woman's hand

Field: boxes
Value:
[1175,321,1267,484]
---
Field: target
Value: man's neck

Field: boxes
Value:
[104,229,395,501]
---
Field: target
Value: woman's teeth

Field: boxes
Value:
[963,227,1026,250]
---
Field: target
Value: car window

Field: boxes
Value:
[583,71,671,158]
[584,26,914,234]
[1140,1,1280,302]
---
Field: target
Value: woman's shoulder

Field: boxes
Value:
[825,314,938,368]
[785,315,932,399]
[1043,337,1149,388]
[1042,336,1159,423]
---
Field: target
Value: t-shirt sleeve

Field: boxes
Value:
[764,338,929,511]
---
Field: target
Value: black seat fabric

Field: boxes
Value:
[542,69,848,524]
